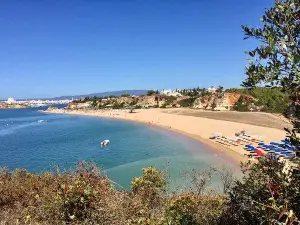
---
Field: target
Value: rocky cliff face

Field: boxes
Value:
[0,102,7,108]
[192,93,247,111]
[66,92,253,111]
[115,97,137,106]
[136,95,166,107]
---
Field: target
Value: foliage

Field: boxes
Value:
[147,90,156,96]
[167,194,198,225]
[112,102,125,109]
[92,96,98,107]
[134,105,142,109]
[178,98,196,107]
[131,167,167,206]
[222,157,300,224]
[241,0,300,155]
[233,95,253,112]
[167,194,227,225]
[121,94,130,97]
[241,0,300,93]
[0,162,235,224]
[227,87,290,113]
[165,96,177,106]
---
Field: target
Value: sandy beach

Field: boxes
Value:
[43,108,290,163]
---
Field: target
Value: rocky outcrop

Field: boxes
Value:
[192,93,250,111]
[136,95,166,107]
[0,102,8,108]
[47,106,58,111]
[115,97,137,106]
[0,102,27,109]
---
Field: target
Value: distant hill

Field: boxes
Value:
[51,90,149,100]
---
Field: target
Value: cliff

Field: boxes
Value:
[192,93,253,111]
[66,92,254,111]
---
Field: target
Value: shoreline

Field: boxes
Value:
[41,108,288,165]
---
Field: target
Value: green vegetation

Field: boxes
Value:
[121,94,130,97]
[165,96,177,106]
[227,87,290,113]
[1,158,299,224]
[112,102,125,109]
[241,0,300,155]
[178,98,196,107]
[147,90,156,96]
[222,158,300,224]
[134,105,142,109]
[92,96,98,107]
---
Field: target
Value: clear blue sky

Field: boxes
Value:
[0,0,273,99]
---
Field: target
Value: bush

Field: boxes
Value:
[112,102,125,109]
[227,87,290,113]
[131,167,167,207]
[221,157,300,224]
[233,95,252,112]
[178,98,195,107]
[135,105,142,109]
[147,90,156,96]
[1,159,298,224]
[167,194,198,224]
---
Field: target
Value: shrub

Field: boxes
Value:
[135,105,142,109]
[221,157,300,224]
[233,95,252,112]
[167,194,198,225]
[131,167,167,207]
[178,98,195,107]
[227,87,290,113]
[147,90,156,96]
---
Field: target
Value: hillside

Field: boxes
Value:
[50,90,149,100]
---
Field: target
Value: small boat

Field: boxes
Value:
[100,139,110,147]
[38,120,45,123]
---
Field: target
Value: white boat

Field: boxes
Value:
[38,120,45,123]
[100,139,110,147]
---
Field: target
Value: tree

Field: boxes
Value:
[121,93,130,97]
[242,0,300,155]
[92,96,97,107]
[222,158,300,224]
[147,90,156,96]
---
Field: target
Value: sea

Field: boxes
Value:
[0,106,239,191]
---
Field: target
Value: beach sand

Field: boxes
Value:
[43,108,290,163]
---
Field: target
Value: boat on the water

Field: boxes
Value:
[100,139,110,147]
[38,120,46,123]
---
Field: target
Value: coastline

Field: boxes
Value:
[41,108,288,164]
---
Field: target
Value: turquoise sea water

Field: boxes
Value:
[0,107,239,190]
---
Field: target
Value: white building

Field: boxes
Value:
[160,89,182,97]
[208,87,217,93]
[7,97,16,104]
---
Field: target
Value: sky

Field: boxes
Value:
[0,0,274,99]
